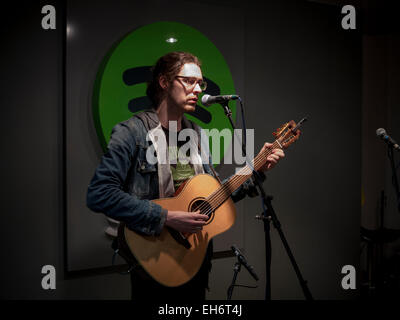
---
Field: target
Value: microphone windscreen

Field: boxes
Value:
[201,94,210,106]
[376,128,386,137]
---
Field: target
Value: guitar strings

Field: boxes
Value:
[207,145,271,209]
[200,133,294,216]
[198,151,265,217]
[194,141,281,217]
[199,142,277,215]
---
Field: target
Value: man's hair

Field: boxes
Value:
[146,51,202,107]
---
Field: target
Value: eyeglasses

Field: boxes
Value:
[175,76,207,91]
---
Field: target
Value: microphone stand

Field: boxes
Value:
[220,100,313,300]
[227,261,241,300]
[388,145,400,213]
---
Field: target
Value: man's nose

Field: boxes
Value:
[193,82,202,94]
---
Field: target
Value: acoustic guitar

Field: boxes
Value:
[124,119,303,287]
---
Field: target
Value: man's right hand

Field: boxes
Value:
[165,210,208,234]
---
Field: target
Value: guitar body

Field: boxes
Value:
[124,173,236,287]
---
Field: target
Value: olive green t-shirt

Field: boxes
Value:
[162,126,196,190]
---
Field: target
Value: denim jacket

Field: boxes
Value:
[86,110,263,236]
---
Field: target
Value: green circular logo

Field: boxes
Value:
[93,21,236,163]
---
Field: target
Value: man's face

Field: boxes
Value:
[166,63,204,113]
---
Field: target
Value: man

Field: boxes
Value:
[87,51,284,300]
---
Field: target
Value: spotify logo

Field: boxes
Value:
[93,21,236,162]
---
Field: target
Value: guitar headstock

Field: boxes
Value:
[272,120,302,149]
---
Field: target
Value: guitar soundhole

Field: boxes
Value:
[189,198,214,225]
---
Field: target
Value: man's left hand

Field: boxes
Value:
[258,142,285,172]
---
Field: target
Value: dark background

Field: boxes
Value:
[0,0,399,300]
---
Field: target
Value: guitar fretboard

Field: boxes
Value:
[206,140,282,211]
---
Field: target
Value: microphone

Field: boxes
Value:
[376,128,400,151]
[231,245,259,281]
[201,94,239,106]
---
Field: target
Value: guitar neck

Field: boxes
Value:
[207,140,282,210]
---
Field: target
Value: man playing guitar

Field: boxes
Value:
[87,51,285,300]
